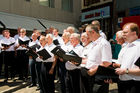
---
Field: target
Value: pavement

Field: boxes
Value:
[0,77,118,93]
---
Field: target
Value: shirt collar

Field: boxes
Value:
[127,39,140,47]
[94,36,102,44]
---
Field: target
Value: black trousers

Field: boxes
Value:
[65,69,81,93]
[35,62,43,90]
[29,59,36,85]
[80,67,94,93]
[41,62,56,93]
[58,60,67,93]
[16,50,29,79]
[1,51,15,79]
[118,80,140,93]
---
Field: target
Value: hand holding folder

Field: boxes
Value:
[134,57,140,67]
[53,39,60,45]
[51,46,82,66]
[37,49,51,60]
[26,48,51,60]
[1,42,15,48]
[95,65,119,83]
[18,39,30,46]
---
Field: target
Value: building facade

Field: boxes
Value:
[81,0,113,40]
[0,0,81,34]
[116,0,140,33]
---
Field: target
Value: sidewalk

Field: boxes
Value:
[0,78,30,93]
[0,77,118,93]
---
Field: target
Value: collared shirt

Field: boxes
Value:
[15,36,30,50]
[118,39,140,81]
[0,35,3,40]
[65,44,83,70]
[61,41,71,52]
[28,39,40,47]
[80,42,93,67]
[14,34,19,40]
[36,43,56,63]
[85,37,112,69]
[99,30,107,39]
[0,37,15,51]
[53,35,64,45]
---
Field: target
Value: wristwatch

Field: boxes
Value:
[126,68,129,74]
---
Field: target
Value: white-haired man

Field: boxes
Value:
[65,33,83,93]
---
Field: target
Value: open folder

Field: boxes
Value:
[51,46,82,66]
[1,42,15,48]
[135,57,140,67]
[53,39,60,45]
[95,65,119,82]
[18,39,30,45]
[26,48,51,60]
[29,44,41,51]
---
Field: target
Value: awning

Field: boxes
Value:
[0,12,45,31]
[39,19,75,34]
[0,12,76,34]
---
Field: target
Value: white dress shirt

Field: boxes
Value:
[85,37,112,69]
[81,42,93,67]
[36,43,56,63]
[65,44,83,70]
[53,35,64,45]
[28,39,40,47]
[14,34,19,40]
[118,39,140,81]
[99,30,107,39]
[15,36,30,50]
[61,41,71,52]
[0,37,15,51]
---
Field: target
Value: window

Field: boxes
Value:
[39,0,55,8]
[84,0,100,6]
[62,0,73,12]
[25,0,30,1]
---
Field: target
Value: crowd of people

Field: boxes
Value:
[0,20,140,93]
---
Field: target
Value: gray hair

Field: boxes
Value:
[81,32,88,38]
[46,33,53,39]
[70,33,80,41]
[67,26,75,33]
[62,32,71,38]
[20,28,26,32]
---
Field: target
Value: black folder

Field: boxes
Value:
[51,46,66,58]
[134,57,140,67]
[37,49,51,60]
[95,65,119,82]
[26,48,38,59]
[29,44,41,51]
[1,43,15,48]
[63,50,82,66]
[53,39,60,45]
[18,39,30,45]
[51,47,82,66]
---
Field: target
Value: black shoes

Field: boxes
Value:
[4,79,8,82]
[36,86,40,91]
[28,84,36,88]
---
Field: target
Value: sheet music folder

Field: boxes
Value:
[26,48,51,60]
[1,43,15,47]
[37,49,51,60]
[95,65,119,82]
[51,47,82,66]
[29,44,41,51]
[18,39,30,45]
[134,57,140,67]
[53,39,59,45]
